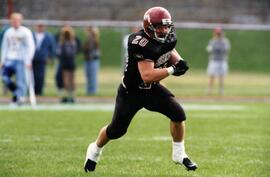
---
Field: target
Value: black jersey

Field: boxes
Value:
[123,29,177,92]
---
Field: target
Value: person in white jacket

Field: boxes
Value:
[0,13,35,104]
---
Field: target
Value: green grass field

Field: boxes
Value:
[0,102,269,177]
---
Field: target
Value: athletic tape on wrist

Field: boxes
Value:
[166,66,174,75]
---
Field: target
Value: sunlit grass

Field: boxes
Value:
[0,102,269,177]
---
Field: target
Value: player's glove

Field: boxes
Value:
[170,60,189,76]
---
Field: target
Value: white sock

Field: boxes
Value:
[86,142,103,162]
[93,141,103,153]
[173,141,187,158]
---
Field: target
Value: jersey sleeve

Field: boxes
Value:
[128,34,153,62]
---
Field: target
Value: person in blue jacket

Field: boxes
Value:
[32,23,55,95]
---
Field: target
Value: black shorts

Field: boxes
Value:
[106,84,186,139]
[59,59,76,71]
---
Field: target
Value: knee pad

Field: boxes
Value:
[106,124,127,140]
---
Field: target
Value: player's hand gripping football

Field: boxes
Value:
[171,60,189,76]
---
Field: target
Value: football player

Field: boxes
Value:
[84,6,197,172]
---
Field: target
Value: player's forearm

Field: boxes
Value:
[141,68,169,83]
[138,60,171,83]
[170,49,184,64]
[171,49,181,59]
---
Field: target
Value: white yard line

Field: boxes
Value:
[0,103,246,111]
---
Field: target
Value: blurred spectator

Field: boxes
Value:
[56,26,78,103]
[206,27,230,95]
[54,27,66,97]
[32,23,55,95]
[0,13,35,105]
[82,26,100,95]
[54,26,80,99]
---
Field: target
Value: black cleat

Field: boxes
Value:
[182,157,197,171]
[84,159,97,172]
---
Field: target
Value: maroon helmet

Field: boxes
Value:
[143,7,173,43]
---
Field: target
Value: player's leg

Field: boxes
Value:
[170,121,186,158]
[145,91,197,171]
[84,125,109,172]
[168,104,197,171]
[84,85,142,172]
[84,106,141,172]
[167,100,197,171]
[170,120,197,171]
[170,120,187,160]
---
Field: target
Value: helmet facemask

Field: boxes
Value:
[155,24,173,42]
[146,19,173,43]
